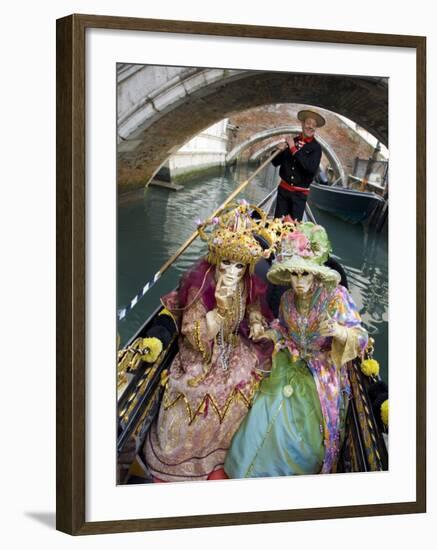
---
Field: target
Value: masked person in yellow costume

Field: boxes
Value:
[142,203,276,482]
[225,222,368,478]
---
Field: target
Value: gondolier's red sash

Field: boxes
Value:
[279,179,310,195]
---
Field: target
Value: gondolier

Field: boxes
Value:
[273,109,325,221]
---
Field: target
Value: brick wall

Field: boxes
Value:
[229,104,383,176]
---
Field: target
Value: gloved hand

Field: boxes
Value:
[249,321,265,341]
[319,319,348,344]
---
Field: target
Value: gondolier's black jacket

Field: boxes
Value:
[272,137,322,188]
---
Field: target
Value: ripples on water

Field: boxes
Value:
[117,163,388,382]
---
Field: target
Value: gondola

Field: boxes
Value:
[308,182,386,224]
[117,189,388,483]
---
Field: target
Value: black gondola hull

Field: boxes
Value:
[309,183,386,224]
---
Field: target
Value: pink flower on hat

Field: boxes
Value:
[289,231,313,257]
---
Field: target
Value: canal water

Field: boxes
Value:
[117,163,388,382]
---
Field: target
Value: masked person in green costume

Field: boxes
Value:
[224,222,368,477]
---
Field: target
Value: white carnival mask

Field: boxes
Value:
[217,260,246,289]
[290,270,315,295]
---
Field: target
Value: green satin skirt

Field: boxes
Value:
[224,350,325,478]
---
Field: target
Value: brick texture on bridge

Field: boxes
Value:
[228,104,380,178]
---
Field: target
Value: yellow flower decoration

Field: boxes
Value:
[140,337,163,363]
[381,400,389,427]
[360,358,380,377]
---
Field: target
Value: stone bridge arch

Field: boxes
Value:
[227,126,346,185]
[250,140,285,161]
[117,66,387,189]
[117,65,251,141]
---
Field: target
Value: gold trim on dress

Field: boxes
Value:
[162,381,259,425]
[193,320,210,363]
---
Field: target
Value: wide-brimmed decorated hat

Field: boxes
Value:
[297,109,326,128]
[267,221,340,287]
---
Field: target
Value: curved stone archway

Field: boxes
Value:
[117,67,387,189]
[250,139,285,161]
[117,66,252,141]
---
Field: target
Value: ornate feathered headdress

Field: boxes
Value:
[197,201,283,274]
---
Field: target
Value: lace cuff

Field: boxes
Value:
[331,327,362,368]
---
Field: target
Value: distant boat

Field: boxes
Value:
[308,182,386,224]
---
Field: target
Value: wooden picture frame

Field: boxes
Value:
[56,13,426,535]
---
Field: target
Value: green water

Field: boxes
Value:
[117,164,388,382]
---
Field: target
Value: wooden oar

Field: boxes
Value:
[118,148,283,320]
[158,148,282,276]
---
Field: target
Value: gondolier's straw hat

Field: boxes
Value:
[297,109,326,128]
